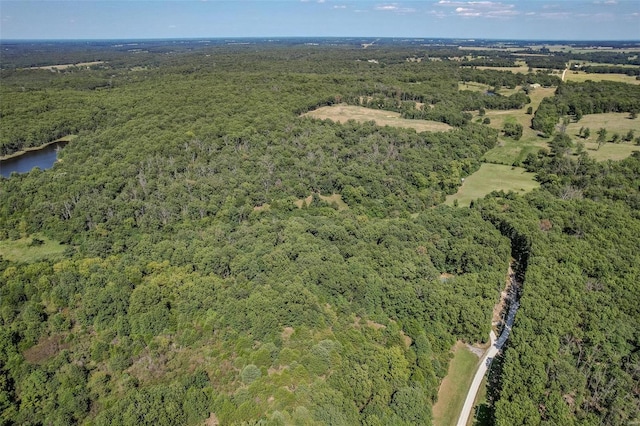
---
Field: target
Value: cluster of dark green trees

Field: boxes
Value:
[1,40,639,425]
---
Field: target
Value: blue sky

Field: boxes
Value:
[1,1,639,40]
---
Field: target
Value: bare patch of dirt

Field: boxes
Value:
[23,335,69,364]
[401,332,413,348]
[465,344,485,358]
[281,327,294,341]
[366,320,386,330]
[204,412,220,426]
[253,204,270,212]
[294,195,313,209]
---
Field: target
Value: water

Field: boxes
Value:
[0,141,68,178]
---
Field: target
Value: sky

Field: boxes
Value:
[1,0,639,41]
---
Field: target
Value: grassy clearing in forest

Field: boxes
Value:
[566,113,640,161]
[433,342,480,426]
[0,235,66,263]
[577,143,640,161]
[303,104,452,132]
[478,87,556,165]
[445,164,539,208]
[566,112,640,136]
[294,193,348,210]
[563,71,640,85]
[459,81,491,92]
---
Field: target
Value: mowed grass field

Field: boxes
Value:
[303,104,453,132]
[433,343,480,426]
[564,71,640,85]
[0,235,66,263]
[480,87,556,165]
[566,112,640,161]
[459,81,492,92]
[445,164,539,208]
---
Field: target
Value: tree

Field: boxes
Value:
[503,122,523,140]
[611,133,621,144]
[624,130,634,142]
[596,128,607,150]
[583,127,590,139]
[549,133,573,157]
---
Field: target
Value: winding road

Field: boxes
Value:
[456,294,520,426]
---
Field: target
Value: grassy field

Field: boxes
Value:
[303,104,452,132]
[577,143,640,162]
[566,113,640,161]
[433,343,480,426]
[459,81,491,92]
[445,164,539,208]
[480,87,556,165]
[294,193,348,210]
[563,71,640,85]
[566,112,640,136]
[0,235,66,263]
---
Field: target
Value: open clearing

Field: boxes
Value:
[479,87,556,165]
[26,61,104,71]
[566,112,640,135]
[459,81,492,92]
[433,342,479,426]
[303,104,452,132]
[445,163,539,208]
[577,143,639,162]
[0,235,66,263]
[563,71,640,85]
[567,113,640,161]
[294,193,348,210]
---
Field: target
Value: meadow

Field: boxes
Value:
[444,163,539,208]
[303,104,453,132]
[432,343,481,426]
[0,235,66,262]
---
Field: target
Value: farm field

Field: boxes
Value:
[563,71,640,85]
[303,104,453,132]
[432,343,480,426]
[445,163,539,207]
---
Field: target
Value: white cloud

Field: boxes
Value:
[437,1,518,18]
[374,3,416,13]
[333,5,347,9]
[604,0,617,4]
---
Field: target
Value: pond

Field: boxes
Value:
[0,141,68,178]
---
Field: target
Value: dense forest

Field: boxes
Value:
[1,40,639,425]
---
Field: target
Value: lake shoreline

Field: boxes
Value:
[0,135,76,161]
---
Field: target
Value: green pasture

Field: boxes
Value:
[445,164,539,208]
